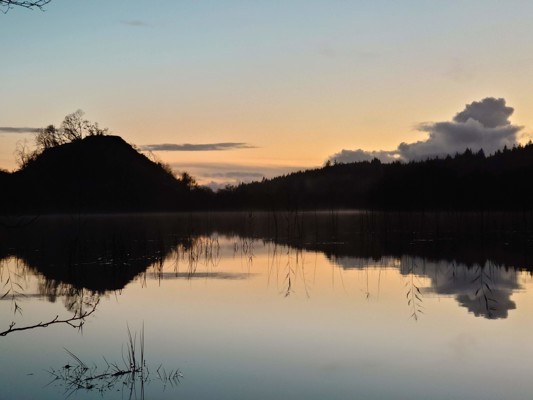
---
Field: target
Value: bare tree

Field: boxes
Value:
[12,110,109,170]
[0,0,51,13]
[61,109,88,142]
[14,138,38,168]
[34,110,108,153]
[35,124,63,151]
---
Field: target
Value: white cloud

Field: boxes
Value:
[329,97,522,164]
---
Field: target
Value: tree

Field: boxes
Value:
[0,0,51,13]
[14,139,38,168]
[33,110,108,154]
[60,109,108,141]
[61,109,88,142]
[86,121,108,136]
[180,172,197,189]
[35,124,63,150]
[11,110,110,170]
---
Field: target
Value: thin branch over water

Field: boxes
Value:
[0,299,98,336]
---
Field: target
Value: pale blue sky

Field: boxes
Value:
[2,1,533,186]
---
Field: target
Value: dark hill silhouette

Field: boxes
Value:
[216,144,533,211]
[2,134,533,213]
[1,135,201,213]
[0,169,8,187]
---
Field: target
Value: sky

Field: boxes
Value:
[2,0,533,188]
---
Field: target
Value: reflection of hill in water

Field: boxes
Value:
[1,212,532,319]
[0,215,191,294]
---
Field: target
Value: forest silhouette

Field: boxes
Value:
[2,123,533,212]
[217,144,533,211]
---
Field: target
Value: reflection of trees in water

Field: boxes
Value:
[145,234,221,282]
[0,215,206,303]
[0,257,101,337]
[1,212,532,322]
[0,257,29,315]
[265,242,312,298]
[37,277,101,316]
[235,235,255,267]
[0,216,190,336]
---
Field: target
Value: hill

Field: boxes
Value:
[0,135,202,213]
[215,144,533,211]
[2,134,533,214]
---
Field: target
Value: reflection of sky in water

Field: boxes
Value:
[1,235,533,399]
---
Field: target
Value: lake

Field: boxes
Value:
[1,211,532,399]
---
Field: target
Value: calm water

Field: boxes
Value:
[1,212,533,399]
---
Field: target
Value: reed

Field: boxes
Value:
[47,324,182,398]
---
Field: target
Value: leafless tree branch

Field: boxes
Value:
[1,0,51,13]
[0,300,99,336]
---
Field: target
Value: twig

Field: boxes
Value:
[0,300,99,336]
[0,0,51,13]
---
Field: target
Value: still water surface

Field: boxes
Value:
[1,212,532,399]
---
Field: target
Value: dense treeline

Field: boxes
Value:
[216,144,533,211]
[2,127,533,213]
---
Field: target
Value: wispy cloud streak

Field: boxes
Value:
[121,20,150,27]
[141,142,255,151]
[0,127,40,133]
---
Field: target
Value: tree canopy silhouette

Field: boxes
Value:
[215,143,533,211]
[14,109,109,168]
[35,109,108,152]
[1,0,51,13]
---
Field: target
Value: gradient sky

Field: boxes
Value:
[2,0,533,187]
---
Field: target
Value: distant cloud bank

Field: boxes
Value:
[170,162,303,190]
[141,142,254,151]
[331,149,399,164]
[329,97,522,164]
[0,127,40,133]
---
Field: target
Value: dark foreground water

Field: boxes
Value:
[1,212,532,399]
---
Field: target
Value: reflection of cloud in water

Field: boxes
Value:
[334,255,519,319]
[330,256,400,270]
[399,258,518,319]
